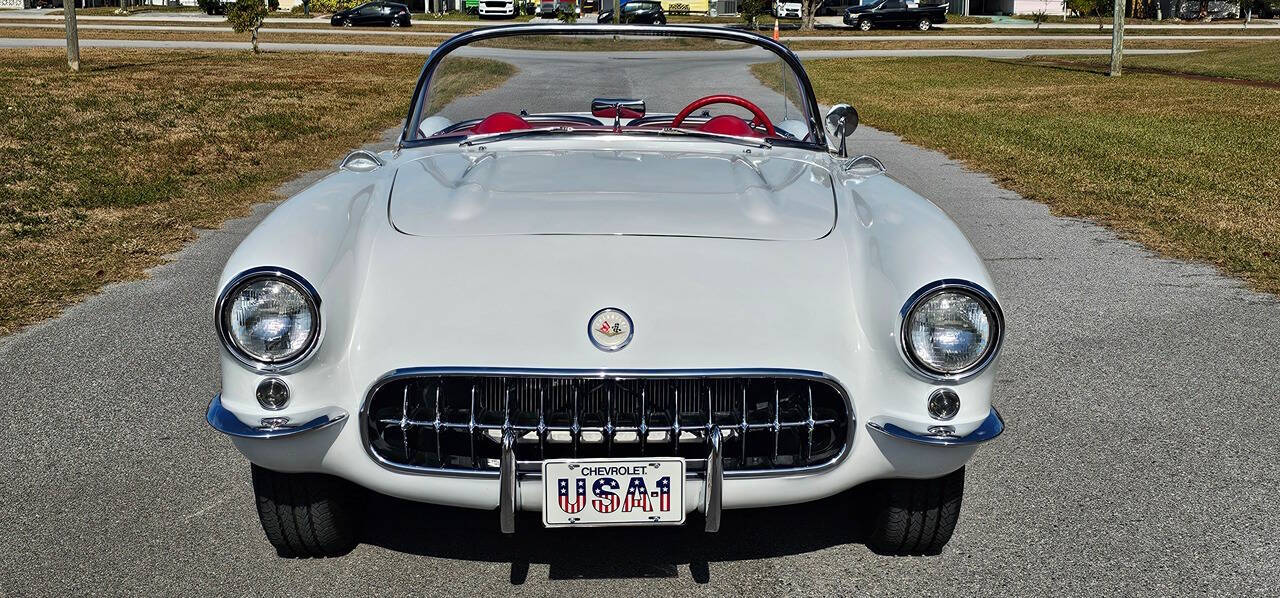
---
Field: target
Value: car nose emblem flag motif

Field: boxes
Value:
[588,308,633,352]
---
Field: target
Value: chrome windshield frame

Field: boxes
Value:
[398,24,829,152]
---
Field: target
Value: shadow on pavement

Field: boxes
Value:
[360,489,866,583]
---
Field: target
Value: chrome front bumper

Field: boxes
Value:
[206,393,348,439]
[208,394,1003,533]
[866,407,1005,447]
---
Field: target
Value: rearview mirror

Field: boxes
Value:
[825,104,859,157]
[591,98,646,120]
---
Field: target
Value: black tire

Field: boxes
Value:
[251,464,362,558]
[862,467,964,556]
[858,18,872,31]
[917,17,932,30]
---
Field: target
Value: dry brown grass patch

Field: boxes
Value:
[0,49,513,335]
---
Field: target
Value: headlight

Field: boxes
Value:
[217,268,321,371]
[900,281,1003,380]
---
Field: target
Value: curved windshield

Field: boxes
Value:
[405,26,821,148]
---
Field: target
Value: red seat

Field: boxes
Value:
[473,112,532,134]
[699,114,757,137]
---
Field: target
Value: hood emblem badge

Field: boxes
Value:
[589,308,633,352]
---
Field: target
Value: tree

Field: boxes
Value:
[64,0,80,72]
[1062,0,1106,28]
[739,0,768,26]
[556,0,578,21]
[1109,0,1123,75]
[1031,8,1048,28]
[800,0,821,30]
[227,0,269,54]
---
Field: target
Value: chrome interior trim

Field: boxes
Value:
[896,279,1005,384]
[214,266,324,374]
[703,426,723,533]
[399,24,830,153]
[206,393,347,439]
[358,367,855,480]
[866,407,1005,447]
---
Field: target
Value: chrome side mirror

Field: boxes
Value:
[825,104,859,158]
[341,149,383,172]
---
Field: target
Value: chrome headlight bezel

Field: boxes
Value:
[215,267,323,373]
[897,279,1004,383]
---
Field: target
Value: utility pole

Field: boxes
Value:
[1109,0,1123,76]
[64,0,80,72]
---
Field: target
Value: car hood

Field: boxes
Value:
[389,149,837,241]
[340,227,859,373]
[846,5,875,12]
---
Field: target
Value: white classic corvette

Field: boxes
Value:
[208,24,1005,557]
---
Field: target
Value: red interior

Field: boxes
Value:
[472,112,533,134]
[698,115,758,137]
[447,96,776,139]
[451,113,768,138]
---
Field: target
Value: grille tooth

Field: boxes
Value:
[365,373,849,474]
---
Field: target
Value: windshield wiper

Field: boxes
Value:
[458,126,579,147]
[646,128,773,149]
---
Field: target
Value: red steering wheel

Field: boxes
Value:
[671,94,777,137]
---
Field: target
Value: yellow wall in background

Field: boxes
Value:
[659,0,710,11]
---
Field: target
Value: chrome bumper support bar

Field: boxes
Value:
[499,429,517,534]
[703,426,723,533]
[206,393,347,439]
[866,407,1005,447]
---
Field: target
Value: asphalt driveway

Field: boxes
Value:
[1,89,1278,596]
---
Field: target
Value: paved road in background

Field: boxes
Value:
[0,37,1204,57]
[5,22,1277,41]
[1,48,1278,596]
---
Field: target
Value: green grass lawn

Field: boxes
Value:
[0,50,513,336]
[754,43,1280,294]
[1050,42,1280,82]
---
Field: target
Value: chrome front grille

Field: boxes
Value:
[361,369,851,476]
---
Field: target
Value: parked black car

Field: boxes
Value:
[331,1,413,26]
[597,0,665,23]
[205,0,229,15]
[844,0,947,30]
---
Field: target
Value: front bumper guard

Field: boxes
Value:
[866,407,1005,447]
[206,393,348,439]
[209,392,998,533]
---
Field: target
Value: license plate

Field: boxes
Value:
[542,458,685,527]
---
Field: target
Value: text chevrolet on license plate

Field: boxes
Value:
[542,458,685,527]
